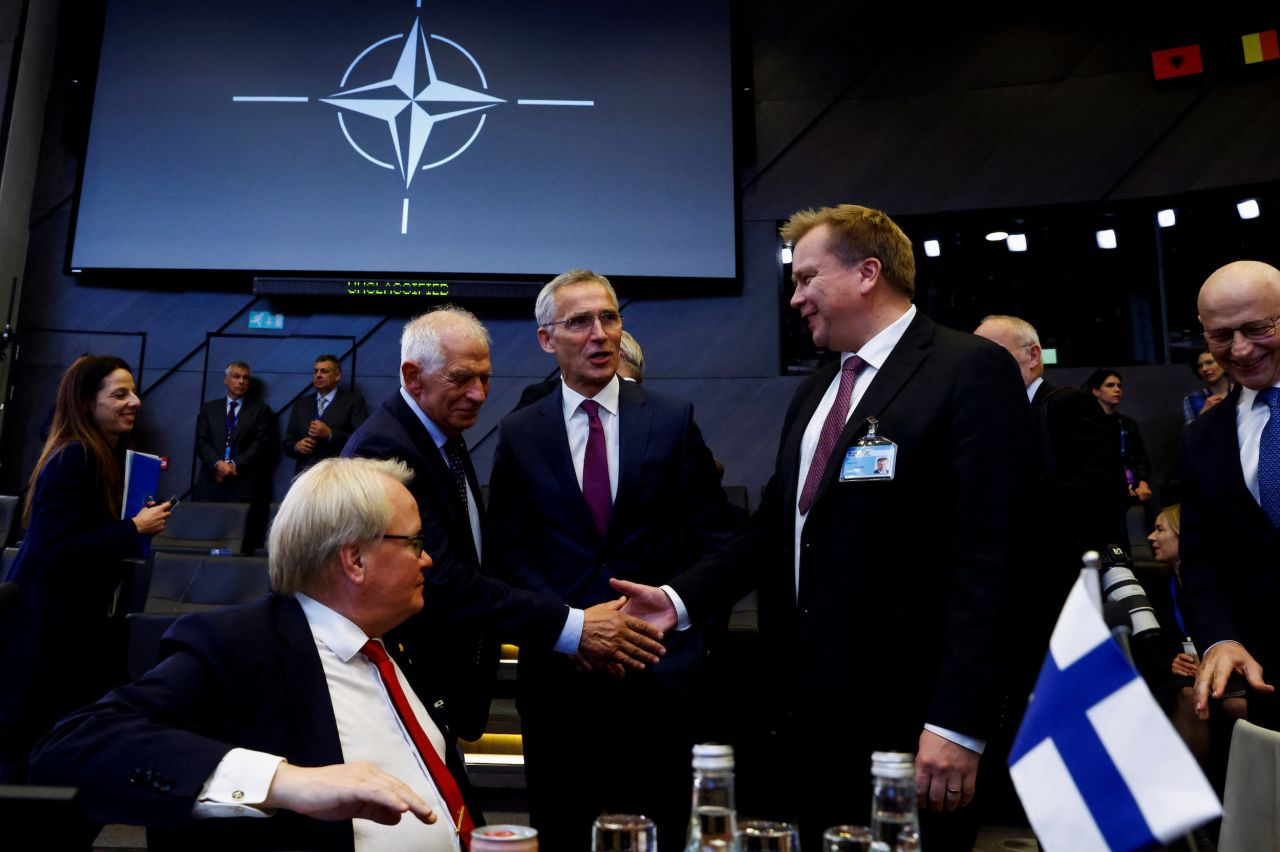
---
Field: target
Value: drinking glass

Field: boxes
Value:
[739,819,801,851]
[592,814,657,851]
[822,825,875,851]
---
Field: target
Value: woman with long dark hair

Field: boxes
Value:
[0,355,170,781]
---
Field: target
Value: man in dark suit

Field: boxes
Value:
[1184,261,1280,729]
[487,270,736,849]
[283,354,369,473]
[31,457,470,851]
[343,307,667,742]
[615,205,1030,851]
[193,361,273,502]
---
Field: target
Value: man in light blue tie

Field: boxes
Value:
[1181,261,1280,730]
[284,354,369,473]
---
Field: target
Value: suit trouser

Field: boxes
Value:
[519,655,699,852]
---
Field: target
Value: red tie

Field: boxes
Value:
[360,639,474,848]
[798,355,866,514]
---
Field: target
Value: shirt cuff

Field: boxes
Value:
[192,748,284,819]
[554,607,585,654]
[659,585,692,631]
[923,724,985,755]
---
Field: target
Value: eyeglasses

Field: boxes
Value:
[543,310,623,334]
[382,533,426,558]
[1202,315,1280,348]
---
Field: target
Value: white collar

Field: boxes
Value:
[296,592,373,664]
[561,373,621,418]
[399,386,449,450]
[843,303,917,370]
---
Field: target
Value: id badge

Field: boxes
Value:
[840,417,898,481]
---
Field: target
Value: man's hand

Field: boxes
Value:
[1171,652,1199,678]
[609,578,678,633]
[264,761,436,826]
[568,652,627,681]
[1131,480,1153,502]
[1194,641,1274,720]
[578,597,665,671]
[916,729,979,812]
[295,437,317,456]
[308,420,333,440]
[1200,394,1226,415]
[214,460,237,482]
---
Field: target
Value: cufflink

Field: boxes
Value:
[232,790,245,800]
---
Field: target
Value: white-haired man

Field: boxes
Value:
[345,306,665,740]
[32,457,472,850]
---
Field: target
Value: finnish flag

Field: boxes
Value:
[1008,570,1221,851]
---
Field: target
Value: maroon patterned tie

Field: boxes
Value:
[581,400,612,535]
[798,355,867,514]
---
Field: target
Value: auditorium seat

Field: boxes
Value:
[0,495,18,547]
[1219,719,1280,852]
[150,501,250,554]
[143,552,270,615]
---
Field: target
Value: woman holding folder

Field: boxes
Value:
[0,354,170,782]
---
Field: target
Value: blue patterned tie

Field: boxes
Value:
[1259,387,1280,527]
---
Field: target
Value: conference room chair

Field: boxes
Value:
[142,552,270,615]
[150,501,251,555]
[1219,718,1280,852]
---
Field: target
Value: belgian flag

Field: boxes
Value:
[1242,30,1280,65]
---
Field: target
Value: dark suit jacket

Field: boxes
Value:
[1178,386,1280,672]
[489,380,735,613]
[29,594,473,852]
[0,442,142,776]
[343,392,567,739]
[282,389,369,473]
[193,397,273,501]
[669,313,1030,748]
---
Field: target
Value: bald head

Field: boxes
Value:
[1198,261,1280,390]
[974,315,1042,388]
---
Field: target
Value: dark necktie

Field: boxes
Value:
[443,436,470,511]
[798,355,866,514]
[360,639,474,848]
[581,400,611,535]
[1258,387,1280,527]
[224,400,239,459]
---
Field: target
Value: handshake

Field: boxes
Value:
[571,578,679,678]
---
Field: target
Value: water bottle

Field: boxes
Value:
[685,743,740,851]
[869,752,920,850]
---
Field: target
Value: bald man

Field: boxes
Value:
[1180,261,1280,728]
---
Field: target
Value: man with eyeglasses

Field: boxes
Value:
[31,457,471,850]
[487,269,737,849]
[1180,260,1280,731]
[344,306,667,746]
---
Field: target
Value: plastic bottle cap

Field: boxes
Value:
[870,751,915,778]
[692,743,735,770]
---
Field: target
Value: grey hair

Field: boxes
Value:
[619,331,644,378]
[224,361,251,377]
[400,305,491,385]
[534,269,619,327]
[980,314,1040,348]
[269,456,413,595]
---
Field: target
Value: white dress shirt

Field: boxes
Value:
[560,374,621,502]
[316,387,337,416]
[194,594,461,851]
[1235,383,1280,503]
[1026,376,1044,403]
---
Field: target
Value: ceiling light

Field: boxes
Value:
[986,231,1009,242]
[1006,234,1027,252]
[1096,229,1117,249]
[1238,199,1261,220]
[780,245,792,264]
[1157,209,1176,227]
[923,240,941,257]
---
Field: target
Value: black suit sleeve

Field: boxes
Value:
[30,615,243,828]
[327,395,369,450]
[233,404,272,475]
[282,400,309,459]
